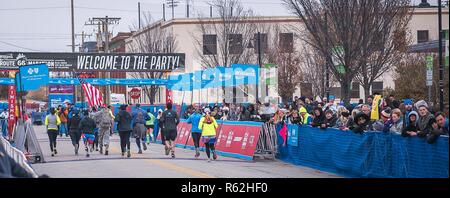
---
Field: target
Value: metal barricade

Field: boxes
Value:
[254,122,278,160]
[1,135,38,178]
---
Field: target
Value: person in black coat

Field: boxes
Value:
[311,107,326,129]
[79,110,96,157]
[67,109,82,155]
[115,104,133,157]
[350,112,370,134]
[426,112,449,144]
[324,110,337,128]
[401,111,419,137]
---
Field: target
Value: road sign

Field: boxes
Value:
[426,55,433,86]
[18,64,49,91]
[129,88,141,99]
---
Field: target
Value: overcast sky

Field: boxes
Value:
[0,0,438,52]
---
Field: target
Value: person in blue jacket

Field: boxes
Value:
[186,104,203,158]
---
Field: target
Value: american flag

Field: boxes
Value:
[76,75,103,107]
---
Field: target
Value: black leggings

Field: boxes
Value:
[204,143,215,159]
[94,131,99,148]
[119,131,131,153]
[47,129,58,151]
[69,130,81,146]
[135,138,145,150]
[192,133,201,148]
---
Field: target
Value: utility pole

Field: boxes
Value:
[186,0,190,18]
[166,0,179,19]
[85,16,121,105]
[210,6,213,18]
[257,32,262,103]
[438,0,444,111]
[138,2,141,29]
[71,0,75,53]
[163,3,166,21]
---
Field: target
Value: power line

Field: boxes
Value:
[0,6,69,11]
[0,40,44,52]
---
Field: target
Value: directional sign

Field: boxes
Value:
[18,64,49,91]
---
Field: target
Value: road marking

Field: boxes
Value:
[109,144,215,178]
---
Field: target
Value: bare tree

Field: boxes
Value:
[283,0,411,104]
[192,0,255,69]
[128,13,178,104]
[299,45,326,97]
[355,1,411,101]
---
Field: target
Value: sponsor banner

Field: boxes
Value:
[18,64,49,91]
[8,85,16,136]
[49,94,74,108]
[0,52,185,72]
[49,85,74,94]
[287,124,299,147]
[0,78,168,85]
[157,121,263,160]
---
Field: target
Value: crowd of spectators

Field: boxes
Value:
[182,94,449,144]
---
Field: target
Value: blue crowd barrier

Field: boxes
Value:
[278,125,449,178]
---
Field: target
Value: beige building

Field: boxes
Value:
[124,6,449,104]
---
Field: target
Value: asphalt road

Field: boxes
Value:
[31,125,339,178]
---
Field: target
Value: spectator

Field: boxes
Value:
[304,98,313,113]
[299,107,312,125]
[366,95,373,106]
[350,112,370,134]
[402,111,419,137]
[384,109,403,134]
[426,112,449,144]
[288,109,302,125]
[311,107,326,128]
[372,108,392,131]
[358,99,364,105]
[239,106,251,121]
[402,98,414,127]
[335,107,351,131]
[417,105,434,138]
[324,110,337,128]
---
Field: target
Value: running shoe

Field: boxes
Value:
[138,149,143,154]
[195,148,200,158]
[86,153,90,157]
[105,150,108,155]
[121,152,125,157]
[127,150,131,158]
[171,152,176,159]
[207,158,211,162]
[54,149,57,155]
[143,143,147,151]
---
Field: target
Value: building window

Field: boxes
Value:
[253,33,268,54]
[279,33,294,53]
[372,81,383,95]
[203,34,217,55]
[417,30,429,43]
[351,82,360,98]
[228,34,243,55]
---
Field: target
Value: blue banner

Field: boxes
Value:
[287,124,299,147]
[18,64,49,91]
[0,78,168,86]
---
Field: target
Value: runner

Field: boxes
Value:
[133,105,148,154]
[79,110,97,157]
[186,104,203,158]
[115,104,133,158]
[156,109,165,144]
[132,104,149,154]
[96,105,114,155]
[145,108,156,144]
[160,103,180,158]
[67,109,82,155]
[45,108,61,157]
[90,107,100,151]
[198,108,218,162]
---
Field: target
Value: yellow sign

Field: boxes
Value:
[371,95,382,120]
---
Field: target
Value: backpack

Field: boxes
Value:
[100,112,112,128]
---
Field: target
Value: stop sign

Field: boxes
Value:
[129,88,141,99]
